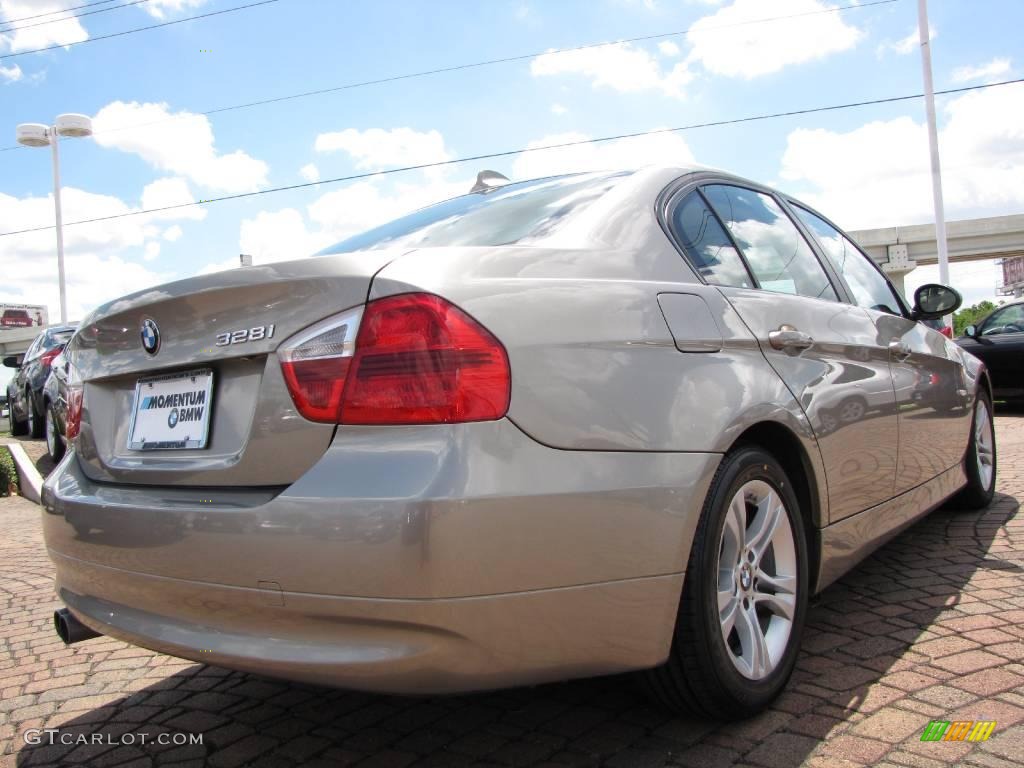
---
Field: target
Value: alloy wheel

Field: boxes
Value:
[975,399,994,491]
[716,480,798,680]
[46,407,59,457]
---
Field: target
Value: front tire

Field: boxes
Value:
[644,446,808,719]
[955,391,996,509]
[46,403,66,462]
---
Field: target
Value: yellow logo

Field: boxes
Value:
[921,720,996,742]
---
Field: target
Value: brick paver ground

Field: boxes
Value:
[3,416,1024,767]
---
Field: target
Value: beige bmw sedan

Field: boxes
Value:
[42,167,995,719]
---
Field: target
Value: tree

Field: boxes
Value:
[953,300,999,336]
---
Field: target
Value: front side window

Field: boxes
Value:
[981,304,1024,335]
[671,191,752,288]
[702,185,837,301]
[792,205,901,315]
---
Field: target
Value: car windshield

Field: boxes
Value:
[317,171,632,255]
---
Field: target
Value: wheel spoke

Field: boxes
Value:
[735,603,770,678]
[719,594,739,638]
[754,590,796,621]
[755,569,796,595]
[724,493,746,554]
[746,491,782,560]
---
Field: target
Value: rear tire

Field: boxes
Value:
[46,403,66,462]
[954,391,996,510]
[27,392,45,439]
[9,396,27,436]
[644,446,808,719]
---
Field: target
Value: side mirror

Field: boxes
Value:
[963,324,978,338]
[2,356,20,369]
[912,283,962,320]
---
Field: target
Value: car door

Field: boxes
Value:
[788,203,969,493]
[962,304,1024,401]
[12,335,41,421]
[675,182,899,522]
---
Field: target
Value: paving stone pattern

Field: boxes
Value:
[2,416,1024,767]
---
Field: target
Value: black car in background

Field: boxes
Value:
[957,299,1024,404]
[4,325,77,439]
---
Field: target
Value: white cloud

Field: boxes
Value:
[550,103,568,115]
[779,82,1024,230]
[511,130,696,179]
[141,0,209,19]
[92,101,269,194]
[0,186,184,321]
[0,0,88,54]
[686,0,862,78]
[658,40,681,57]
[143,242,161,261]
[952,57,1011,84]
[877,25,934,57]
[163,225,183,242]
[140,177,207,220]
[0,62,21,82]
[531,43,693,98]
[300,163,320,183]
[315,127,451,170]
[238,208,334,265]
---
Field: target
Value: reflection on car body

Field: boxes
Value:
[40,167,996,720]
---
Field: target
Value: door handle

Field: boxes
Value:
[889,341,912,359]
[768,326,814,352]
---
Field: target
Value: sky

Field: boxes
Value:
[2,0,1023,392]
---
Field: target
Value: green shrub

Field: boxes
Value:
[0,447,17,497]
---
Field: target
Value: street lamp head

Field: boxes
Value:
[55,113,93,138]
[16,123,51,148]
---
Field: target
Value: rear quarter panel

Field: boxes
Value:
[369,245,829,527]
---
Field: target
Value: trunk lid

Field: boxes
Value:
[69,251,406,487]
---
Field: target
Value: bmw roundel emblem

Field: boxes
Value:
[141,318,160,355]
[167,408,179,429]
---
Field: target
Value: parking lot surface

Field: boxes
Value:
[2,416,1024,768]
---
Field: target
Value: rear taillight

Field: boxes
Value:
[41,346,62,367]
[278,307,362,423]
[65,359,83,441]
[278,293,510,425]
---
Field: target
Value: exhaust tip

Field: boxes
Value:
[54,608,101,645]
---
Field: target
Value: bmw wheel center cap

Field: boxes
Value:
[141,319,160,355]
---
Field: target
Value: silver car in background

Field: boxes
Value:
[42,167,995,719]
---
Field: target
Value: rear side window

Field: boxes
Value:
[792,205,901,315]
[703,185,838,301]
[671,191,752,288]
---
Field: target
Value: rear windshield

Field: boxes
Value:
[317,171,632,255]
[45,329,74,350]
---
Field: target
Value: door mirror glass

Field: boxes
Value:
[913,283,961,319]
[2,355,20,369]
[963,324,978,338]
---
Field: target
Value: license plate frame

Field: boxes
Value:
[127,368,214,451]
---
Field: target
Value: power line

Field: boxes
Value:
[0,0,154,35]
[3,77,1020,239]
[0,0,899,150]
[0,0,116,26]
[0,0,283,60]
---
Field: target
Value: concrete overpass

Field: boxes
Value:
[2,214,1021,360]
[0,326,41,360]
[849,213,1024,297]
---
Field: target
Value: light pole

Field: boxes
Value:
[16,113,93,326]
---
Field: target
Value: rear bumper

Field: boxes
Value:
[54,555,683,693]
[42,419,717,692]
